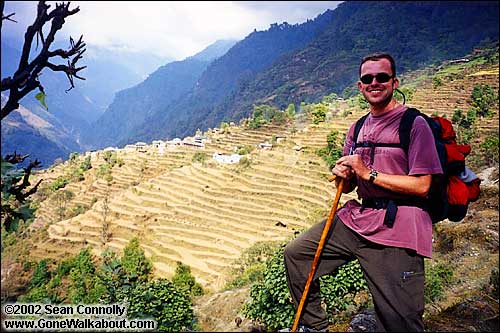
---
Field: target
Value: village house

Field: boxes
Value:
[135,142,148,153]
[123,144,136,152]
[258,142,273,150]
[275,135,287,143]
[212,152,242,164]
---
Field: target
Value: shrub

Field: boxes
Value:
[479,136,499,166]
[237,145,251,155]
[172,262,204,296]
[243,243,368,330]
[238,156,251,169]
[49,176,69,191]
[121,238,153,284]
[316,130,344,169]
[395,86,415,103]
[488,267,499,299]
[311,103,328,124]
[98,249,131,303]
[96,163,111,179]
[30,259,50,288]
[432,76,443,88]
[286,104,296,118]
[69,152,79,164]
[69,167,85,182]
[192,152,208,163]
[471,84,497,117]
[80,155,92,171]
[357,94,369,110]
[127,279,195,332]
[225,241,279,289]
[424,260,454,303]
[68,248,107,303]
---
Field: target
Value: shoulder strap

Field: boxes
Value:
[352,112,370,146]
[399,107,422,154]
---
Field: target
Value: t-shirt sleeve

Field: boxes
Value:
[343,123,356,156]
[408,116,444,175]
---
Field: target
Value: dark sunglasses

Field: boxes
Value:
[359,73,393,84]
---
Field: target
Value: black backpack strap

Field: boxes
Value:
[352,112,370,152]
[399,107,422,154]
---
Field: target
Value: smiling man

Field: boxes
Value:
[283,52,443,332]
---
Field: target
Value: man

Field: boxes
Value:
[283,52,443,331]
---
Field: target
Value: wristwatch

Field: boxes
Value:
[368,169,379,184]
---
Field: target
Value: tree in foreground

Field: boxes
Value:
[1,1,86,232]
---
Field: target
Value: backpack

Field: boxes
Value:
[352,107,481,224]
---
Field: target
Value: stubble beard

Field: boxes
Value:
[366,90,394,109]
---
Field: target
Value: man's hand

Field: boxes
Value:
[334,154,371,181]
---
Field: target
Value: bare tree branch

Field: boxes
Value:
[2,12,16,23]
[1,1,86,119]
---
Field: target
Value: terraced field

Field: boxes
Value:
[26,55,498,291]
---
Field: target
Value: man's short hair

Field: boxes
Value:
[359,52,396,77]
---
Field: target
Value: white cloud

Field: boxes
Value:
[2,1,341,60]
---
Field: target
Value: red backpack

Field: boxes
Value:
[353,108,481,224]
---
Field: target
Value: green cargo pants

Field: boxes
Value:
[284,216,425,331]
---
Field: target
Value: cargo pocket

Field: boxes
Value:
[400,269,425,324]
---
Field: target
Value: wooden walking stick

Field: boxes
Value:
[291,176,344,331]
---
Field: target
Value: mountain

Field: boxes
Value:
[82,39,238,149]
[123,1,499,142]
[1,35,171,165]
[129,10,336,143]
[78,45,173,115]
[1,94,80,167]
[221,1,500,117]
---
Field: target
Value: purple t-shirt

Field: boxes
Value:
[337,105,443,258]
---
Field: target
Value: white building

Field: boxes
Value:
[212,153,242,164]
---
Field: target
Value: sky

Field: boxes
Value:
[2,1,342,61]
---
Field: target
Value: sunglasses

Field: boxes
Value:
[359,73,393,84]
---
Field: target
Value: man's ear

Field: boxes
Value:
[393,77,400,89]
[357,81,363,91]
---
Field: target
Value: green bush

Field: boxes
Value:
[49,176,69,191]
[80,155,92,171]
[237,145,251,155]
[19,285,50,303]
[432,76,443,88]
[69,167,85,182]
[357,94,369,110]
[69,152,79,164]
[316,130,344,169]
[286,104,296,118]
[96,163,111,179]
[395,86,415,103]
[479,135,499,166]
[471,84,497,117]
[68,248,107,303]
[225,241,279,289]
[98,249,132,303]
[424,260,454,303]
[238,156,251,169]
[127,279,195,332]
[30,259,50,288]
[121,237,153,284]
[103,151,113,163]
[311,103,328,124]
[243,243,368,330]
[172,262,204,296]
[192,151,208,163]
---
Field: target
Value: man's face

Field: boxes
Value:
[357,59,398,108]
